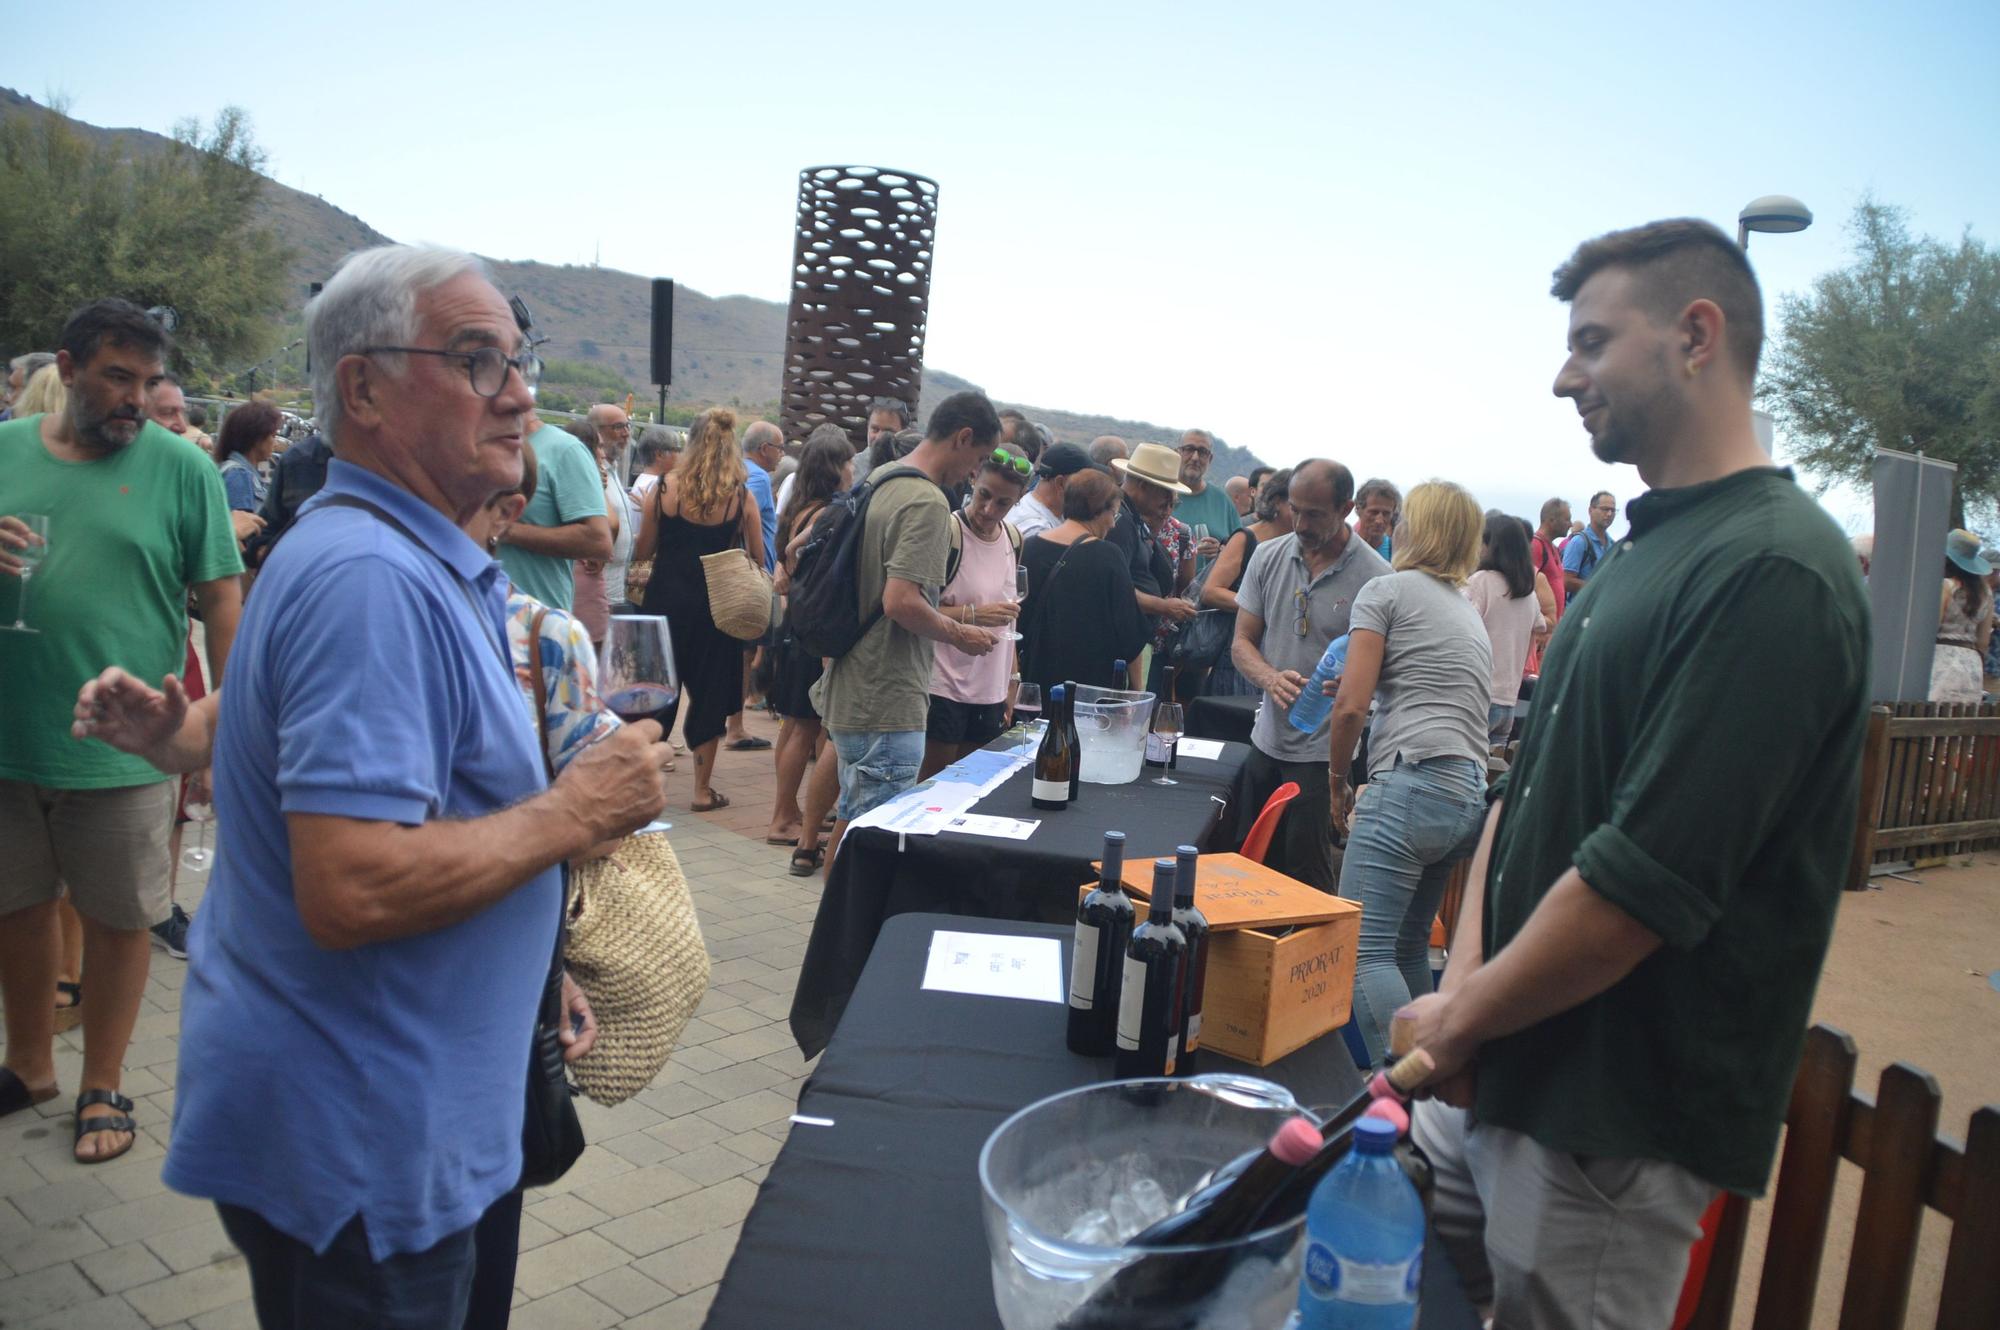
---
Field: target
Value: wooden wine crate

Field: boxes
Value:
[1086,852,1361,1066]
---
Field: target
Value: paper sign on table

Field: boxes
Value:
[921,930,1065,1004]
[941,813,1041,840]
[1175,738,1226,761]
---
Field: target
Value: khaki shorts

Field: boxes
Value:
[0,779,175,930]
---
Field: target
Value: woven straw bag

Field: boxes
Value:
[701,547,777,641]
[564,834,711,1106]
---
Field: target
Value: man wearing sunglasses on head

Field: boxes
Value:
[1229,458,1388,892]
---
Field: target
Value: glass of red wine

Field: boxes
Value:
[603,616,680,828]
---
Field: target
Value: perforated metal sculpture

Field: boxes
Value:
[778,166,938,446]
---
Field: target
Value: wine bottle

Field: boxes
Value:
[1065,831,1133,1056]
[1063,677,1083,800]
[1056,1054,1434,1330]
[1032,685,1072,810]
[1145,665,1179,767]
[1113,862,1186,1079]
[1169,844,1209,1077]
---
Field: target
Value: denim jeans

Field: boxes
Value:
[1487,700,1515,747]
[1337,754,1486,1065]
[217,1204,476,1330]
[829,728,925,821]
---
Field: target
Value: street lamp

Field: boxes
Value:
[1738,194,1813,249]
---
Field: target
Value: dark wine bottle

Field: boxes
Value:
[1144,666,1179,767]
[1063,677,1083,800]
[1065,831,1133,1056]
[1056,1053,1435,1330]
[1169,844,1209,1077]
[1113,862,1187,1079]
[1032,685,1072,811]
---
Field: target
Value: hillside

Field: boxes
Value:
[0,90,1264,477]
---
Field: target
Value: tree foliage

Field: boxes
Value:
[0,103,294,382]
[1763,199,2000,525]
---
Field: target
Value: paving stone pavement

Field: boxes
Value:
[0,706,825,1328]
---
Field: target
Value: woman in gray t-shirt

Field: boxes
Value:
[1322,480,1494,1065]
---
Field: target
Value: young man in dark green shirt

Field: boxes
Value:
[1401,219,1870,1327]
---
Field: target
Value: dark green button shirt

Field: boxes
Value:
[1476,467,1870,1195]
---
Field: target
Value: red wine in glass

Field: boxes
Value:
[607,683,679,734]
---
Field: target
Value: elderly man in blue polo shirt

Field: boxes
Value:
[159,244,672,1326]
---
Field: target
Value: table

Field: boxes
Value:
[1185,691,1260,745]
[710,915,1479,1330]
[789,738,1252,1058]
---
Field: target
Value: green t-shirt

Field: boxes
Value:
[0,415,244,788]
[1172,481,1243,546]
[1476,467,1870,1195]
[496,422,607,611]
[811,469,951,733]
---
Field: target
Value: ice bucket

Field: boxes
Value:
[1072,685,1156,786]
[978,1075,1309,1329]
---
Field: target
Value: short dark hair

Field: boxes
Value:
[1292,458,1356,509]
[216,400,282,467]
[1061,469,1120,522]
[186,404,208,429]
[1355,477,1401,510]
[924,390,1002,448]
[1248,466,1275,489]
[1538,496,1570,528]
[58,298,171,370]
[868,396,911,426]
[1551,218,1764,384]
[1590,490,1615,509]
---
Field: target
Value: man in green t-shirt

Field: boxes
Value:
[0,299,244,1164]
[494,417,609,611]
[1398,220,1870,1327]
[1170,428,1242,567]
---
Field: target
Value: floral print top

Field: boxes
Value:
[505,592,621,775]
[1150,515,1196,651]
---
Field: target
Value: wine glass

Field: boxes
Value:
[1150,703,1185,785]
[3,513,49,634]
[602,615,679,829]
[1000,565,1028,643]
[181,798,214,871]
[1013,681,1044,729]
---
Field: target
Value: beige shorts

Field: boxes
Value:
[0,779,176,931]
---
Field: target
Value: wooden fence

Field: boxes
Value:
[1848,702,2000,889]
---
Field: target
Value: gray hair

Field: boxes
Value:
[9,350,54,382]
[634,423,682,464]
[1355,476,1401,509]
[308,244,487,443]
[1088,435,1128,465]
[742,419,783,454]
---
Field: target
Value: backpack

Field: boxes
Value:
[786,466,948,659]
[945,507,1022,588]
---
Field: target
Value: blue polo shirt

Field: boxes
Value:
[746,458,776,572]
[1562,525,1612,582]
[165,460,560,1259]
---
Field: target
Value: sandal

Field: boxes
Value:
[766,833,800,846]
[691,791,731,812]
[789,845,825,877]
[54,981,82,1034]
[0,1067,59,1120]
[72,1089,137,1165]
[724,736,772,751]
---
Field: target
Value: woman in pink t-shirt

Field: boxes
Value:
[920,450,1032,778]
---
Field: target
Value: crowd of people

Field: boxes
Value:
[0,215,1905,1329]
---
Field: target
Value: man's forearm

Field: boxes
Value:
[149,693,222,774]
[1136,590,1177,617]
[193,579,242,685]
[1442,869,1661,1049]
[884,594,961,645]
[289,788,597,949]
[504,518,613,561]
[1231,635,1282,691]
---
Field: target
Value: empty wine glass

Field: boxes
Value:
[1001,565,1028,643]
[181,798,214,871]
[3,513,49,634]
[1150,703,1185,786]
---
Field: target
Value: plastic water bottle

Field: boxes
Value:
[1287,634,1350,733]
[1296,1116,1423,1328]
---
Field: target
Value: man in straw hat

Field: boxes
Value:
[1107,443,1199,683]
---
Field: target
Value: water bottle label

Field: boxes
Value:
[1068,922,1100,1009]
[1114,955,1147,1051]
[1301,1241,1421,1305]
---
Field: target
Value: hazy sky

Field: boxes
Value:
[9,1,1997,530]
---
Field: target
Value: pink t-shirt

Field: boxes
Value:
[930,517,1017,705]
[1464,569,1546,708]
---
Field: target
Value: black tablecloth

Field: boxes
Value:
[710,915,1479,1330]
[1185,692,1260,745]
[790,738,1252,1057]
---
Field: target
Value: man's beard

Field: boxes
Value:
[78,404,143,452]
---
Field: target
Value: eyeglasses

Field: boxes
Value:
[1180,447,1212,459]
[360,345,542,397]
[1293,586,1313,637]
[989,449,1032,477]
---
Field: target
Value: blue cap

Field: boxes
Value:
[1050,685,1064,701]
[1354,1116,1397,1154]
